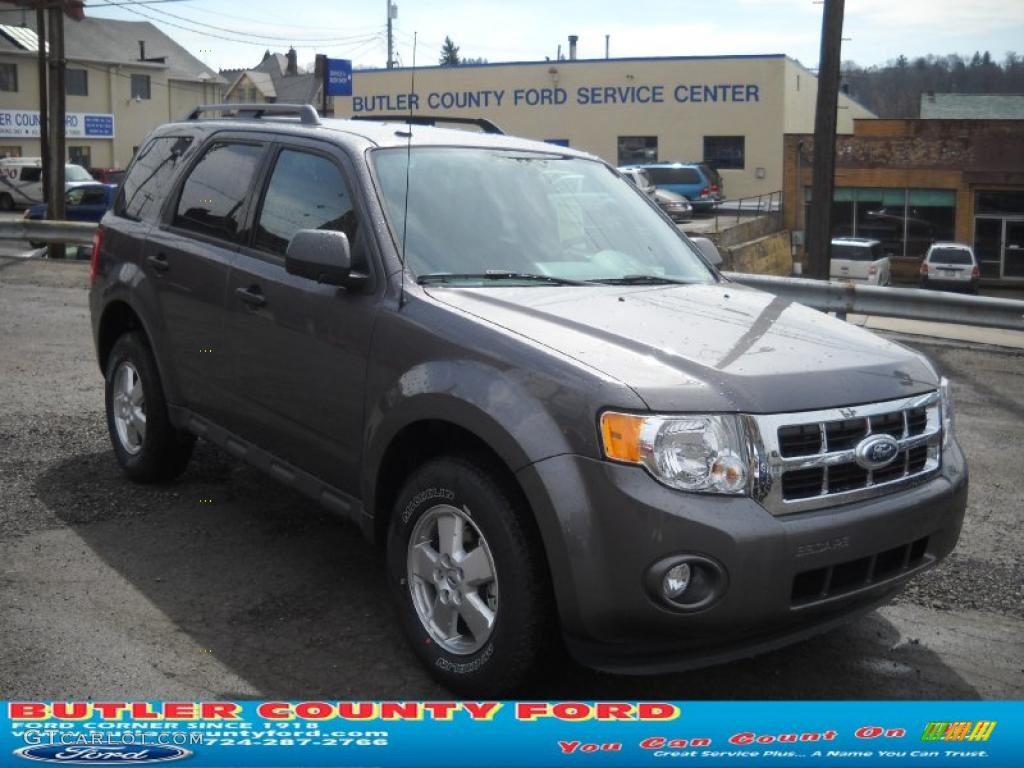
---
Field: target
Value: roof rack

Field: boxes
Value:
[349,114,504,135]
[185,103,321,126]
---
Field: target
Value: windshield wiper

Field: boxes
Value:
[592,274,698,285]
[417,271,590,286]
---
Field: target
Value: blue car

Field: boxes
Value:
[24,183,116,251]
[630,162,724,212]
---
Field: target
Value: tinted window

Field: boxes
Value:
[68,186,107,206]
[131,74,151,100]
[254,149,356,255]
[66,68,88,96]
[117,136,194,222]
[646,167,701,185]
[0,63,17,92]
[831,243,878,261]
[928,247,973,265]
[19,167,41,183]
[703,136,744,170]
[174,142,263,242]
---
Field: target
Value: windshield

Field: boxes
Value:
[928,247,972,265]
[65,165,94,182]
[373,148,714,285]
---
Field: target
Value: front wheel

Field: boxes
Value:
[104,331,194,483]
[386,456,552,696]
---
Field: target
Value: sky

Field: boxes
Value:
[79,0,1024,74]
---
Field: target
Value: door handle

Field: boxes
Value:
[147,253,169,273]
[235,285,266,308]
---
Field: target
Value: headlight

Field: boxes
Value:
[939,376,954,447]
[600,412,752,494]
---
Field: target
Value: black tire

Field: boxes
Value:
[0,193,13,211]
[386,455,552,696]
[104,331,194,483]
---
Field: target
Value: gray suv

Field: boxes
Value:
[89,104,967,695]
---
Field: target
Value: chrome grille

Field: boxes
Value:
[748,391,942,515]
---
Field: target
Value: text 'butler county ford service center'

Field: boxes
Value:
[332,54,875,200]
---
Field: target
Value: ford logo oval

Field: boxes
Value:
[14,745,191,765]
[855,434,900,470]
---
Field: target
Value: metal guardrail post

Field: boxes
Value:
[723,272,1024,332]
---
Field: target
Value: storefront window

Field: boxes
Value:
[805,187,955,259]
[976,190,1024,216]
[617,136,657,166]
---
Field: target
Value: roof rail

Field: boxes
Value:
[185,103,321,126]
[349,114,504,135]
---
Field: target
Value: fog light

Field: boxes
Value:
[646,555,728,612]
[663,563,691,599]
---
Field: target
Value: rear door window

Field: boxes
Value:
[831,244,875,261]
[117,136,193,222]
[173,141,264,243]
[928,247,973,265]
[253,148,357,256]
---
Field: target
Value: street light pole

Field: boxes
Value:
[386,0,393,68]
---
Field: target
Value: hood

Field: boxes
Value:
[423,282,938,413]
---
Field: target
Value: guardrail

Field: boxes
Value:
[2,220,1022,333]
[0,219,97,246]
[724,272,1024,332]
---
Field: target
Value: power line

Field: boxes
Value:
[142,4,386,44]
[99,0,381,50]
[184,3,382,35]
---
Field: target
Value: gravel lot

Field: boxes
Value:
[1,256,1022,700]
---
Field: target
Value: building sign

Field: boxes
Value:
[350,82,761,113]
[0,110,116,139]
[326,58,353,97]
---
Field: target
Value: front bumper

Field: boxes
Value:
[516,438,967,673]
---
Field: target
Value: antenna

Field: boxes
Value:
[398,31,417,307]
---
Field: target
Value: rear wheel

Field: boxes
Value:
[386,456,551,696]
[104,331,194,483]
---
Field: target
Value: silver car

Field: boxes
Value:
[920,242,980,293]
[830,237,891,286]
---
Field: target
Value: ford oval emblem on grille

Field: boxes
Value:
[855,434,900,470]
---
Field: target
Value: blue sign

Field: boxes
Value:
[83,115,114,138]
[326,58,353,97]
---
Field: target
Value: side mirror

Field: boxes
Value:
[285,229,364,288]
[691,236,724,267]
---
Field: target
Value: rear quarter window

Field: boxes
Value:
[831,244,876,261]
[116,136,194,222]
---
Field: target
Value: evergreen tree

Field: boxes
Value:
[439,37,461,66]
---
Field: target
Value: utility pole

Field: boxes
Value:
[35,5,49,215]
[806,0,845,280]
[386,0,394,68]
[605,34,610,59]
[46,1,66,259]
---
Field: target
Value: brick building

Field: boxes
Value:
[784,119,1024,284]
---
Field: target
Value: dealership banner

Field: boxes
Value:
[0,110,115,139]
[2,701,1021,766]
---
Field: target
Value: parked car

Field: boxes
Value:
[0,157,95,210]
[90,106,966,695]
[920,242,980,293]
[830,237,891,285]
[24,183,117,250]
[652,187,693,222]
[618,166,692,221]
[617,166,656,196]
[632,162,724,211]
[90,168,127,186]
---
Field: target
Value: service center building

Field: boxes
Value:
[333,54,874,199]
